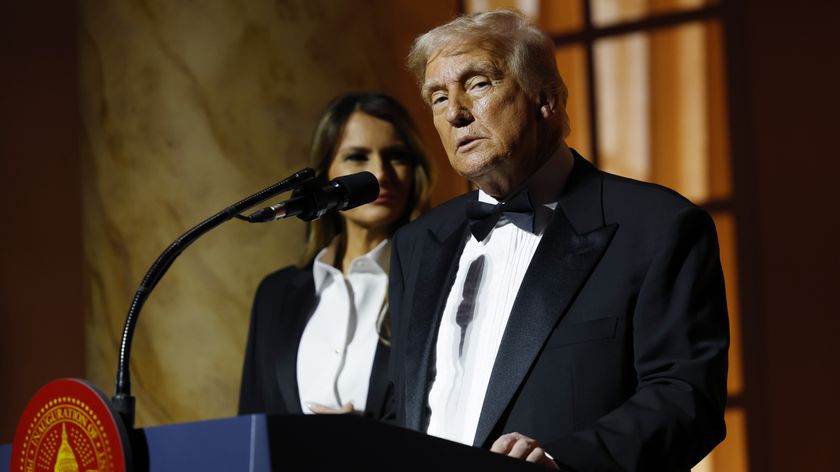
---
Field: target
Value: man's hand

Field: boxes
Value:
[490,432,559,469]
[306,402,355,414]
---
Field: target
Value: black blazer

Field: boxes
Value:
[387,151,729,471]
[239,265,391,420]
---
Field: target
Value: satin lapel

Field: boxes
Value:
[271,270,316,415]
[365,340,390,419]
[473,154,618,447]
[404,220,470,431]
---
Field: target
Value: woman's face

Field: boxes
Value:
[327,111,415,233]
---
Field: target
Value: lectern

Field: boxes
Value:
[1,413,543,471]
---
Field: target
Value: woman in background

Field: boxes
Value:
[239,92,431,419]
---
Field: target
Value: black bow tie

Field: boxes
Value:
[466,191,535,241]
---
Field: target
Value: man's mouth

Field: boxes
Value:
[456,136,482,152]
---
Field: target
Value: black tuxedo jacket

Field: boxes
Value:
[387,152,729,471]
[238,266,391,419]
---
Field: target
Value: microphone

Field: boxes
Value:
[113,167,316,428]
[246,171,380,222]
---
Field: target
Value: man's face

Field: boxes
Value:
[422,47,538,195]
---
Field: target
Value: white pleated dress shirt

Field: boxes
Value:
[426,147,572,445]
[296,238,390,414]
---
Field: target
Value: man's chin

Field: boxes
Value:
[452,157,498,182]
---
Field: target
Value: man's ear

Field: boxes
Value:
[537,91,558,119]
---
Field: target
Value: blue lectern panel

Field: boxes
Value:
[144,414,268,472]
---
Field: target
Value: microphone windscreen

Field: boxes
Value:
[334,172,380,210]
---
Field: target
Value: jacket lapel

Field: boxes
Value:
[271,269,316,415]
[404,198,471,431]
[365,339,390,418]
[473,153,618,447]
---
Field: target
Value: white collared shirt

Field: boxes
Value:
[296,238,390,413]
[426,147,571,445]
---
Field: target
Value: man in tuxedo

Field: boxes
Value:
[386,9,729,470]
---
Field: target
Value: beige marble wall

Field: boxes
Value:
[80,0,457,427]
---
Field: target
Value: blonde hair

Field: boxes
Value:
[408,9,570,137]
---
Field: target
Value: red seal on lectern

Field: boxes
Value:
[11,378,129,472]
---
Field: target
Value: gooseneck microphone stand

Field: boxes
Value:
[112,168,315,429]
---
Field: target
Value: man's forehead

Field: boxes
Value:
[423,48,503,85]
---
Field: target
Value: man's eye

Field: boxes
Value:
[471,80,490,91]
[432,95,447,105]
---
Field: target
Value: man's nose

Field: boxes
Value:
[446,94,473,127]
